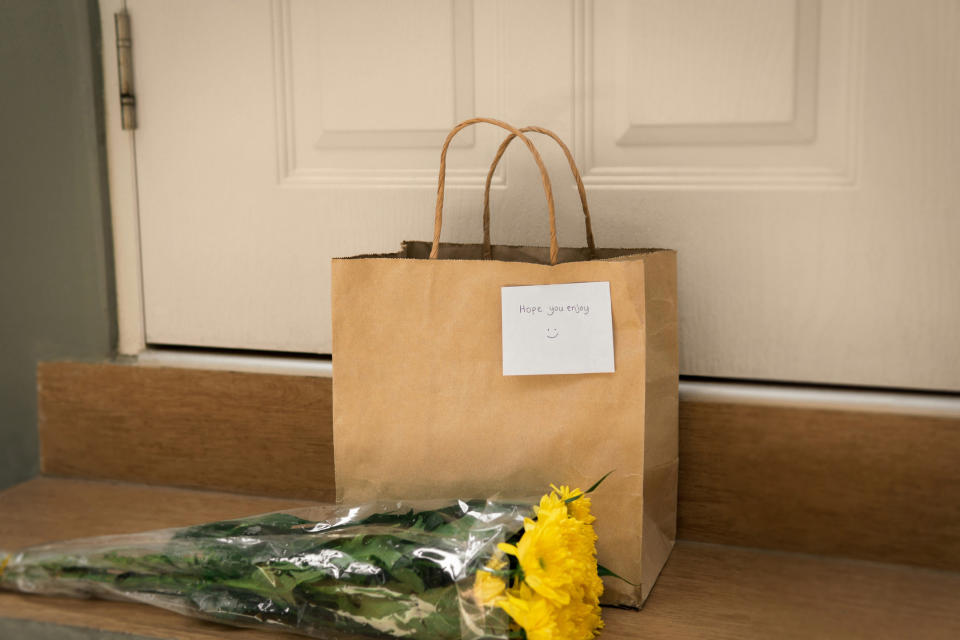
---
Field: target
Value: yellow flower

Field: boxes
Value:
[554,595,604,640]
[473,569,506,607]
[499,493,601,607]
[499,512,576,605]
[551,484,597,525]
[534,490,568,521]
[495,484,605,639]
[497,584,558,640]
[472,549,507,607]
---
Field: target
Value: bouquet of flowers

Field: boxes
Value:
[0,481,607,640]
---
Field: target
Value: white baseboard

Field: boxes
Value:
[134,349,960,418]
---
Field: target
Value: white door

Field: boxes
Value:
[103,0,960,391]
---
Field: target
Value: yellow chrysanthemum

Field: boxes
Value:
[472,550,507,607]
[473,570,506,607]
[553,594,604,640]
[492,483,604,639]
[534,490,568,521]
[497,584,558,640]
[499,494,602,600]
[499,513,576,605]
[551,484,597,525]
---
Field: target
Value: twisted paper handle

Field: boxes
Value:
[482,126,595,260]
[431,117,560,265]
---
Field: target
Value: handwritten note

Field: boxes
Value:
[501,282,615,376]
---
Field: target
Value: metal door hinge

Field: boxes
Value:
[115,11,136,130]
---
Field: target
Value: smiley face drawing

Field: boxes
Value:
[546,328,559,339]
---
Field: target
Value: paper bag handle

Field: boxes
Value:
[482,127,596,260]
[431,117,560,265]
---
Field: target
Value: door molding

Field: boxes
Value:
[100,0,146,355]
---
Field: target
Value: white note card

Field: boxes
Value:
[501,282,615,376]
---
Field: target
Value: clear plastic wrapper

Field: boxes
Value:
[1,499,530,639]
[1,486,605,639]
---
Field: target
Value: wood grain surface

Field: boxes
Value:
[0,476,311,550]
[678,401,960,571]
[38,363,334,500]
[608,541,960,640]
[2,478,959,640]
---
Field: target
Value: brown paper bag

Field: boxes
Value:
[331,118,678,607]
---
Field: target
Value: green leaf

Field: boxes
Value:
[388,566,426,593]
[585,470,615,494]
[564,470,615,503]
[333,535,405,569]
[299,583,461,640]
[597,564,637,586]
[174,513,313,539]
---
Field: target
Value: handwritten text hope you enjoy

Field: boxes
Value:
[519,303,591,316]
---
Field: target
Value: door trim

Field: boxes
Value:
[100,0,146,356]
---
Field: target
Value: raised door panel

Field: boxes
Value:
[578,0,959,390]
[131,0,518,353]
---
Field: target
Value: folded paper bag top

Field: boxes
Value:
[331,117,678,607]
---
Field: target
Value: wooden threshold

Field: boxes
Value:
[2,477,959,640]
